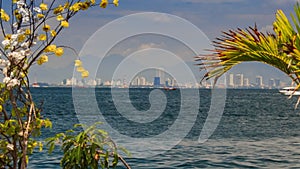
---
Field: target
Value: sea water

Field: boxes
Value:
[28,88,300,168]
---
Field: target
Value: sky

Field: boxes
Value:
[30,0,300,84]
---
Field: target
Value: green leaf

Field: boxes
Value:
[39,142,43,152]
[118,146,131,157]
[48,142,55,154]
[44,118,52,128]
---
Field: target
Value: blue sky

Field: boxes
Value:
[31,0,299,84]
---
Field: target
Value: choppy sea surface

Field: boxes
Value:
[28,88,300,168]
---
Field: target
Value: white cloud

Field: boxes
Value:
[260,25,274,34]
[134,13,173,23]
[138,43,162,50]
[115,42,165,56]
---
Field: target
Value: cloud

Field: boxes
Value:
[111,42,165,57]
[138,43,162,50]
[134,13,173,23]
[260,25,274,34]
[106,34,198,63]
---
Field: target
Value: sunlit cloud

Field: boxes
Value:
[260,25,274,34]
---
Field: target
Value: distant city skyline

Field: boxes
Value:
[37,70,292,89]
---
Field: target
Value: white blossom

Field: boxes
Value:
[17,29,24,34]
[16,2,32,24]
[11,41,18,49]
[20,41,30,48]
[7,144,14,151]
[11,34,18,40]
[20,49,31,57]
[16,0,25,8]
[33,7,41,13]
[22,16,30,23]
[0,59,9,67]
[13,22,18,29]
[3,67,8,76]
[8,51,25,61]
[22,63,28,70]
[9,79,20,87]
[3,77,20,88]
[19,8,29,16]
[3,77,10,84]
[2,39,10,47]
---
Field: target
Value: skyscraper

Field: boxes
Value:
[243,78,249,87]
[154,77,160,87]
[229,73,234,87]
[235,74,244,87]
[268,78,275,88]
[140,76,146,86]
[256,76,263,88]
[274,79,280,88]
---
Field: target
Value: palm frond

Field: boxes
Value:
[197,3,300,86]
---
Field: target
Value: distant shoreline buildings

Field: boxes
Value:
[224,73,286,89]
[32,72,290,89]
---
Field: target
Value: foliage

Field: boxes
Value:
[196,3,300,89]
[0,0,122,169]
[46,123,131,169]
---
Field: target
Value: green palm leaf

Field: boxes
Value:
[197,3,300,89]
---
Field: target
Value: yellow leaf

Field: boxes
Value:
[43,24,51,32]
[81,70,89,78]
[40,3,48,11]
[44,44,56,52]
[76,66,85,72]
[100,0,108,8]
[37,55,48,65]
[37,13,44,19]
[74,59,82,67]
[50,30,57,37]
[53,5,64,15]
[61,20,69,28]
[56,15,64,21]
[113,0,119,7]
[25,29,31,35]
[70,3,81,12]
[55,48,64,57]
[38,34,47,41]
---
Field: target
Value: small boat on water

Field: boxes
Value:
[32,82,40,88]
[279,87,300,96]
[163,87,177,91]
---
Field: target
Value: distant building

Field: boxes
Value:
[268,78,275,89]
[140,77,146,86]
[96,78,102,86]
[256,76,263,88]
[228,73,234,88]
[171,78,176,87]
[235,74,244,87]
[154,77,160,87]
[243,78,250,88]
[274,79,280,88]
[104,81,111,86]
